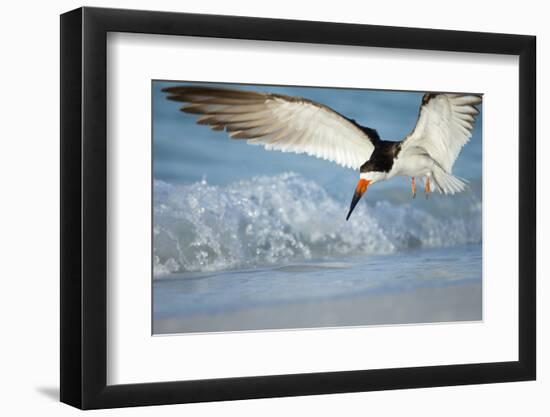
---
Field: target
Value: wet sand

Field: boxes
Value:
[154,281,481,335]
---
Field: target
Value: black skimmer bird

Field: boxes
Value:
[163,86,482,220]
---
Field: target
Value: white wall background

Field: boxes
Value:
[0,0,545,415]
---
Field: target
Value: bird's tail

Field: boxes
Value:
[431,166,468,195]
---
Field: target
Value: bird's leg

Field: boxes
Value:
[424,176,431,199]
[411,177,416,198]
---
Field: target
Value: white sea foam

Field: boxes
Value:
[153,173,481,276]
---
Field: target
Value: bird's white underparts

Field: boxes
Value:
[163,86,482,220]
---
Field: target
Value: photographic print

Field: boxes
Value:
[152,81,483,335]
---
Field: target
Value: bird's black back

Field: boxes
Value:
[360,140,402,173]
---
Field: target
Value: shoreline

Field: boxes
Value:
[154,281,481,335]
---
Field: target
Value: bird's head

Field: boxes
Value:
[346,171,386,221]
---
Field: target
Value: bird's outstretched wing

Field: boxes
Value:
[163,86,379,170]
[401,93,482,173]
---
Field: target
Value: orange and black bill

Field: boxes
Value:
[346,179,370,221]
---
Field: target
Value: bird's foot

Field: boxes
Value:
[411,177,416,199]
[424,177,430,199]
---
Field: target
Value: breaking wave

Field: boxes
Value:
[154,173,481,276]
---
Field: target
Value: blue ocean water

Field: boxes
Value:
[153,245,481,333]
[152,81,482,333]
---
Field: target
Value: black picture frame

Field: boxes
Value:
[60,6,536,410]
